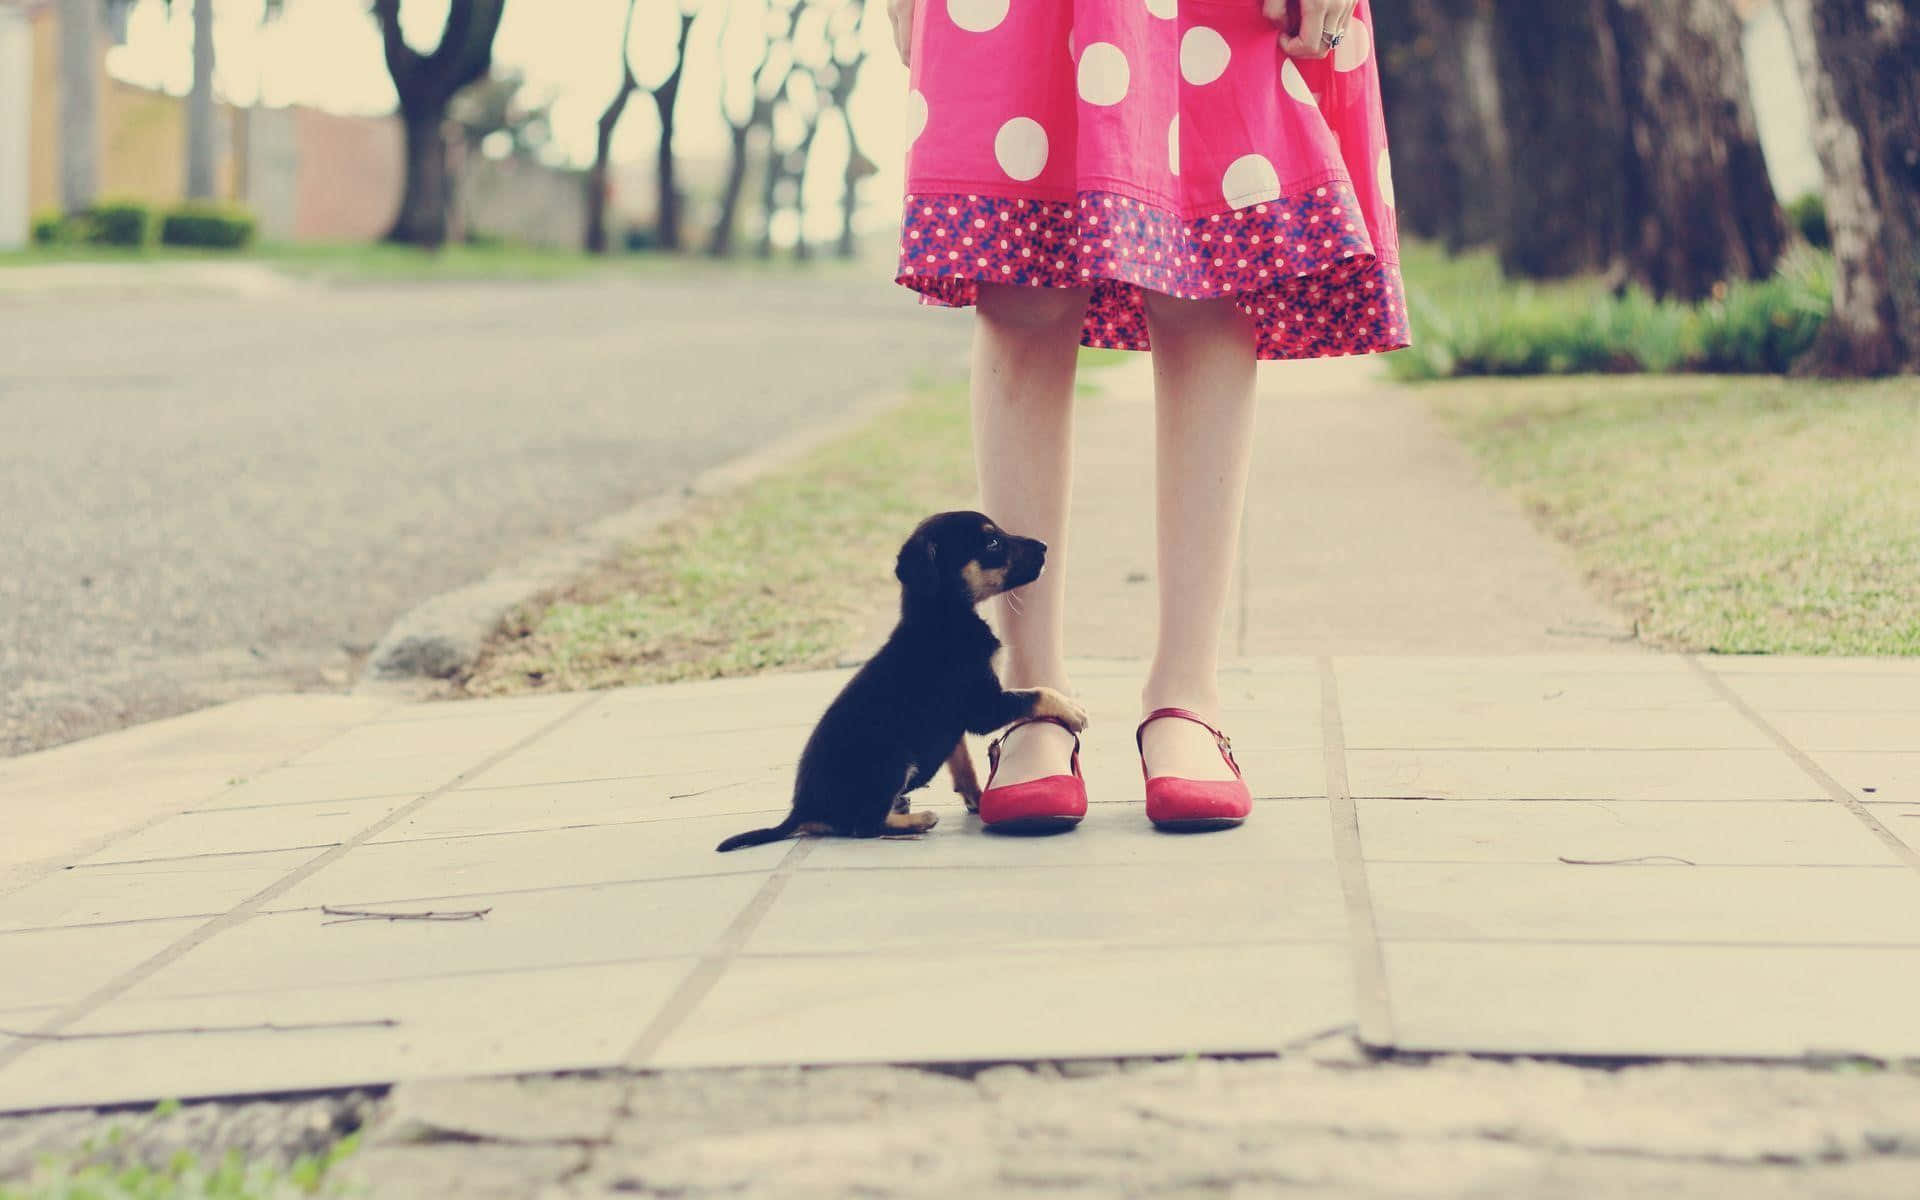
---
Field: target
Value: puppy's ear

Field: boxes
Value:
[895,536,938,594]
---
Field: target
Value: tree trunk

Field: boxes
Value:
[756,134,783,259]
[185,0,217,201]
[650,11,698,252]
[1487,0,1628,280]
[1373,0,1505,250]
[707,118,755,257]
[392,109,454,247]
[1605,0,1784,300]
[56,0,99,215]
[373,0,508,248]
[585,93,630,254]
[587,0,639,255]
[653,81,684,251]
[837,108,861,259]
[1780,0,1920,375]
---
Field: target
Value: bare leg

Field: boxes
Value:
[971,282,1092,787]
[1138,292,1259,782]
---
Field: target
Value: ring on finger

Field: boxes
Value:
[1321,26,1346,47]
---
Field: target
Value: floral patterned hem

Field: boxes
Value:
[895,183,1410,361]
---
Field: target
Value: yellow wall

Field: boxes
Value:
[28,6,237,216]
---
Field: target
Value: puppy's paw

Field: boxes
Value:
[883,808,940,833]
[1032,687,1090,732]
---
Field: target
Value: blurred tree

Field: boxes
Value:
[587,0,641,254]
[165,0,285,202]
[56,0,100,214]
[1487,0,1628,280]
[185,0,214,197]
[818,0,873,259]
[649,3,701,251]
[370,0,508,247]
[1489,0,1783,300]
[1781,0,1920,374]
[1372,0,1505,250]
[451,70,552,160]
[1606,0,1784,300]
[709,0,797,257]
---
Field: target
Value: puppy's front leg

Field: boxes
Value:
[945,740,982,812]
[969,686,1090,735]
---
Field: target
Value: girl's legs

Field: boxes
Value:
[1137,292,1259,781]
[970,282,1092,787]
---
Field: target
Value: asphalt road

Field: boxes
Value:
[0,271,971,757]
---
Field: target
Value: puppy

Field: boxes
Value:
[716,511,1087,851]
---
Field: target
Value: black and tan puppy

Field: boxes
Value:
[716,511,1087,852]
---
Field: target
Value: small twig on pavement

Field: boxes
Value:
[0,1019,399,1042]
[320,905,492,925]
[1557,855,1696,866]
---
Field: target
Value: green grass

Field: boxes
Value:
[0,1116,358,1200]
[461,382,980,696]
[1392,240,1832,380]
[461,350,1140,696]
[1424,374,1920,654]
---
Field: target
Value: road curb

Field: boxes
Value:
[355,387,918,693]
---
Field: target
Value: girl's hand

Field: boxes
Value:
[1266,0,1360,59]
[890,0,916,66]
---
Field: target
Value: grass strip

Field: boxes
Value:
[459,382,979,697]
[1423,374,1920,654]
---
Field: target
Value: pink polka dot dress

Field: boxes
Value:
[895,0,1409,361]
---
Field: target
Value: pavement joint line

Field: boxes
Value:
[1686,656,1920,877]
[0,691,607,1079]
[72,843,345,869]
[240,867,776,914]
[1318,655,1394,1051]
[0,701,407,905]
[622,836,817,1068]
[182,792,427,814]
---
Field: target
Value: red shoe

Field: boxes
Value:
[1136,707,1252,831]
[977,716,1088,832]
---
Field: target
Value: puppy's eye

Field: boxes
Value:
[984,538,1000,552]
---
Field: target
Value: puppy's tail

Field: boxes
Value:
[715,816,800,853]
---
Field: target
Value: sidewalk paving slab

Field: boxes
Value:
[1,651,1917,1113]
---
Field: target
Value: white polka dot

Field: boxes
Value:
[1145,0,1176,17]
[947,0,1008,33]
[1222,153,1282,207]
[1167,115,1180,176]
[1077,42,1130,106]
[1180,26,1229,85]
[1334,19,1372,72]
[994,117,1049,182]
[906,90,928,145]
[1281,59,1316,105]
[1378,146,1396,208]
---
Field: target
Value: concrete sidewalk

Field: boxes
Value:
[1,356,1916,1116]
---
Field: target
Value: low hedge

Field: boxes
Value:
[1390,242,1833,380]
[159,204,257,249]
[86,201,152,246]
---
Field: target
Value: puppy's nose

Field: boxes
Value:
[1033,539,1048,553]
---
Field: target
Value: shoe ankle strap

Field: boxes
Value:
[986,715,1083,780]
[1135,707,1242,778]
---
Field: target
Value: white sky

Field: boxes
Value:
[105,0,913,235]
